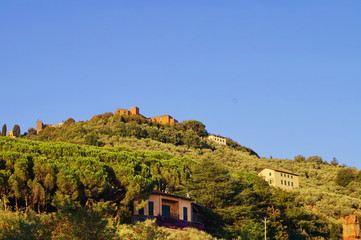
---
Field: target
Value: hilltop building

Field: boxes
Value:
[258,168,299,191]
[133,190,203,227]
[7,130,14,137]
[114,106,140,116]
[149,115,178,125]
[36,106,178,133]
[114,106,178,125]
[207,134,227,145]
[343,215,361,240]
[36,121,64,133]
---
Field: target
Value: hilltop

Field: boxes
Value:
[25,109,259,157]
[1,108,360,239]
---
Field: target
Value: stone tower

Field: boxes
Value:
[130,106,139,115]
[36,121,44,133]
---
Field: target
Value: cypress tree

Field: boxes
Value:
[13,124,21,137]
[1,124,6,136]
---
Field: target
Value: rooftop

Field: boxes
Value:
[151,190,194,201]
[260,168,299,176]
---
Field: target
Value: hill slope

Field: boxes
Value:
[26,112,259,157]
[4,112,360,239]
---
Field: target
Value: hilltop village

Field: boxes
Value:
[0,106,360,239]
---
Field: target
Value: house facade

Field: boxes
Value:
[133,190,193,222]
[258,168,299,191]
[7,130,14,137]
[207,134,227,145]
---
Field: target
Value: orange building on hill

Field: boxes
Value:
[114,106,178,125]
[114,106,140,116]
[343,215,361,240]
[150,115,178,125]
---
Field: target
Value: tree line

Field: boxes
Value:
[0,137,190,218]
[24,113,258,156]
[1,124,21,137]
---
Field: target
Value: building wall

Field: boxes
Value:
[36,121,63,133]
[114,107,178,125]
[133,193,192,221]
[343,215,361,240]
[150,115,178,125]
[36,121,44,133]
[207,135,227,145]
[114,109,131,116]
[258,168,299,191]
[114,106,140,116]
[130,106,139,115]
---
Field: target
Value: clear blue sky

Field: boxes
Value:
[1,1,360,168]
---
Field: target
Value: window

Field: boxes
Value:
[281,180,283,185]
[288,181,290,186]
[270,180,272,184]
[148,201,154,216]
[269,172,272,176]
[183,207,188,221]
[281,173,283,177]
[291,182,294,187]
[291,175,293,179]
[138,207,144,215]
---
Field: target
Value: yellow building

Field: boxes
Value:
[133,190,194,222]
[258,168,299,191]
[7,130,14,137]
[207,134,227,145]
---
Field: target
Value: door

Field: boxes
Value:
[162,204,171,218]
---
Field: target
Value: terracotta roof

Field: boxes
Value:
[260,168,299,176]
[151,190,194,201]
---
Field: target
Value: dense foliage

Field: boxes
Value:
[0,137,191,217]
[25,113,258,156]
[2,112,360,239]
[0,136,338,239]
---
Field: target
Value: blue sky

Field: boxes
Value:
[1,1,360,168]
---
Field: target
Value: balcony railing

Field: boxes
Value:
[132,214,204,230]
[156,215,204,230]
